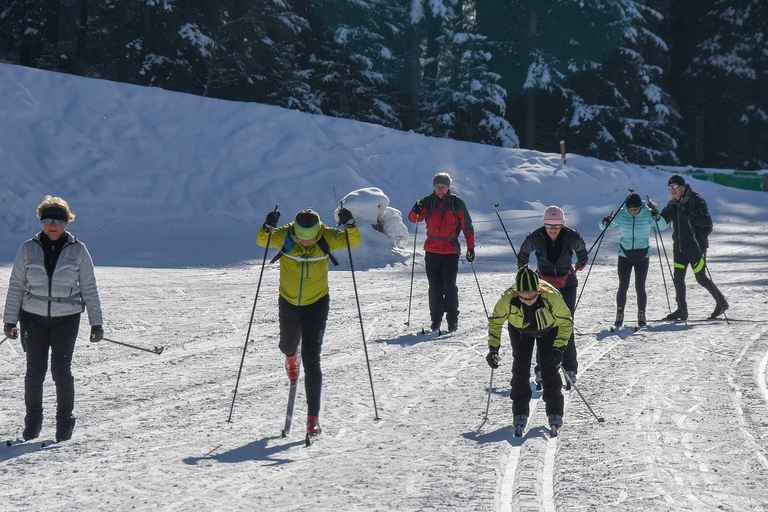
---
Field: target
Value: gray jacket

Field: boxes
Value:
[3,232,103,325]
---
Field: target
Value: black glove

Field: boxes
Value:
[4,323,18,340]
[486,348,500,369]
[264,210,281,232]
[412,199,423,217]
[466,248,475,262]
[338,207,356,228]
[602,216,612,227]
[90,325,104,343]
[548,348,563,368]
[650,206,660,221]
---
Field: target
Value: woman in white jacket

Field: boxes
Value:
[3,196,103,443]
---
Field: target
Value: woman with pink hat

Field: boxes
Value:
[517,206,587,386]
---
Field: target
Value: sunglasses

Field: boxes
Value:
[42,218,67,226]
[668,184,681,190]
[518,292,540,302]
[544,224,563,230]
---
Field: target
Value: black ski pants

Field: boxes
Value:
[672,249,726,310]
[424,252,459,325]
[508,325,564,418]
[20,310,80,426]
[616,256,650,312]
[278,294,330,417]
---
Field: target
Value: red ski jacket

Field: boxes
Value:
[408,191,475,255]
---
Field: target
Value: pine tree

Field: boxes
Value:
[683,0,768,168]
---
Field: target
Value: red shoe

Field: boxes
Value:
[307,415,321,436]
[285,349,301,381]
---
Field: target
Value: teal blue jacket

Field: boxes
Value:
[599,202,668,259]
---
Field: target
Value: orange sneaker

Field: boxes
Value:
[285,349,301,381]
[307,415,321,436]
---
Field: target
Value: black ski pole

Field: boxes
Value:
[645,195,675,313]
[575,189,634,312]
[561,367,604,423]
[340,202,380,420]
[492,203,518,258]
[471,259,494,428]
[646,196,673,314]
[227,205,278,423]
[405,204,420,327]
[104,337,164,355]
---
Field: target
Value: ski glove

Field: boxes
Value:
[650,206,660,221]
[90,325,103,343]
[548,348,563,368]
[4,323,18,340]
[486,348,500,369]
[412,199,423,217]
[602,216,612,227]
[338,207,356,228]
[264,210,281,232]
[466,248,475,262]
[575,262,587,271]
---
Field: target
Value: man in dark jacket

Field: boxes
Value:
[660,175,728,320]
[408,172,475,332]
[517,206,587,384]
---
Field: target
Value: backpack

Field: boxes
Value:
[270,226,339,266]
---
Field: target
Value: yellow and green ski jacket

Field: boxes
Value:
[487,281,573,350]
[256,222,361,306]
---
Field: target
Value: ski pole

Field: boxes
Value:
[575,189,634,311]
[477,367,495,432]
[227,205,278,423]
[0,336,7,348]
[104,337,164,355]
[647,196,675,313]
[470,261,489,319]
[561,367,604,423]
[340,202,380,420]
[492,203,518,258]
[405,204,420,327]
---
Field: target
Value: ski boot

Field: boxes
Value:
[56,416,76,442]
[664,307,688,321]
[548,414,563,437]
[513,414,528,437]
[285,349,301,381]
[709,298,729,319]
[637,310,646,328]
[23,421,43,441]
[613,308,624,329]
[305,415,321,445]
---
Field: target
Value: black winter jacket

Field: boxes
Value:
[660,186,713,254]
[517,227,588,289]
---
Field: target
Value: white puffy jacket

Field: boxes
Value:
[3,232,103,325]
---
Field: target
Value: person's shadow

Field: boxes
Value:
[183,436,304,466]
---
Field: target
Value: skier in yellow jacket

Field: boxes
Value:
[257,207,361,437]
[485,265,573,435]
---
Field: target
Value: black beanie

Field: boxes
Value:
[516,265,539,292]
[626,193,642,208]
[668,175,686,187]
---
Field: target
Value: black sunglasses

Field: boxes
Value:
[42,218,67,226]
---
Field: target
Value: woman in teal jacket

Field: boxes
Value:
[599,193,667,327]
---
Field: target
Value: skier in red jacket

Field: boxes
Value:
[408,172,475,332]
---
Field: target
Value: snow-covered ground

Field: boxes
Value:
[1,63,768,510]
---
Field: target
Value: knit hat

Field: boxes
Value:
[542,206,566,226]
[668,175,686,187]
[516,265,540,292]
[626,193,642,208]
[293,209,321,240]
[432,173,452,188]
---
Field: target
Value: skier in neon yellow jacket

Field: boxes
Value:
[486,265,573,432]
[256,207,361,437]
